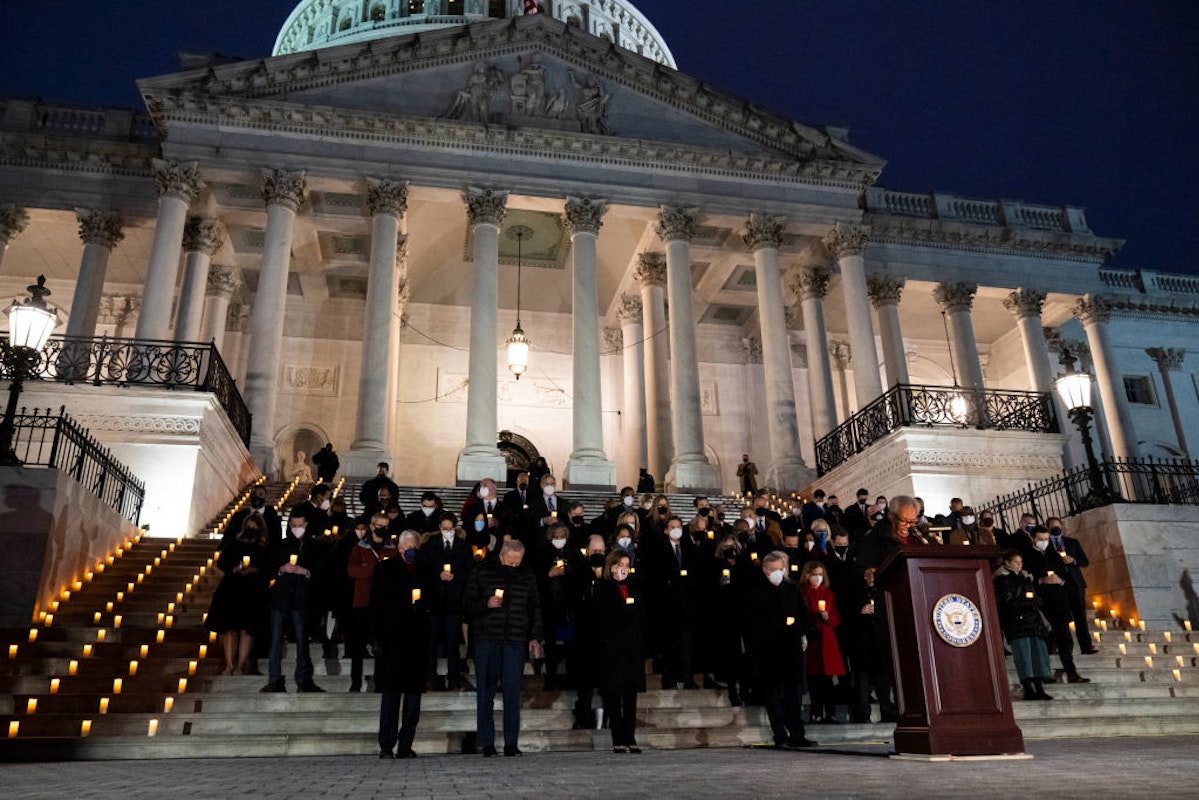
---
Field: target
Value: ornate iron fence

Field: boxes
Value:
[980,456,1199,531]
[7,406,145,523]
[2,335,251,446]
[815,383,1058,475]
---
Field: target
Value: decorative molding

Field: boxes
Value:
[564,196,608,235]
[282,364,340,396]
[463,186,509,226]
[72,414,201,436]
[823,222,869,258]
[615,293,642,324]
[205,265,242,299]
[1146,347,1185,373]
[741,336,763,364]
[152,159,204,202]
[829,341,852,370]
[260,168,307,211]
[182,217,224,255]
[656,205,699,243]
[701,383,720,416]
[366,177,409,217]
[742,213,785,252]
[96,294,140,326]
[0,204,30,242]
[1002,288,1046,319]
[1073,295,1112,326]
[867,275,905,308]
[908,450,1064,472]
[634,252,667,287]
[790,267,830,302]
[226,302,251,332]
[867,218,1121,264]
[75,208,125,249]
[933,281,978,313]
[603,326,622,352]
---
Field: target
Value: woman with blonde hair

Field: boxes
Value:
[799,560,844,723]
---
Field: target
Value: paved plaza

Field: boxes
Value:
[4,736,1196,799]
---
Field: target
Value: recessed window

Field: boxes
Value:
[1124,375,1155,405]
[370,4,386,22]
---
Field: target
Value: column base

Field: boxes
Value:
[344,446,394,481]
[456,450,508,487]
[564,457,617,491]
[765,462,817,494]
[665,460,722,494]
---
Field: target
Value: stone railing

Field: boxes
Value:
[0,98,159,142]
[1099,268,1199,296]
[863,188,1090,234]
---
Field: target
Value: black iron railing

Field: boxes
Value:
[7,406,145,523]
[815,383,1058,475]
[1,335,251,446]
[980,456,1199,531]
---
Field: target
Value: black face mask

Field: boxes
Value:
[588,553,606,569]
[754,508,766,517]
[981,519,993,527]
[518,483,528,491]
[657,506,668,514]
[250,496,265,509]
[698,507,710,517]
[568,515,583,526]
[736,531,750,545]
[720,547,737,559]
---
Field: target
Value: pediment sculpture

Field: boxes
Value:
[445,55,609,134]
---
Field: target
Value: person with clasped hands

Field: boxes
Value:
[464,539,543,757]
[594,550,646,753]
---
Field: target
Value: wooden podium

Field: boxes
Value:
[876,544,1025,756]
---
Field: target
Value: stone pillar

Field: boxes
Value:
[457,187,509,484]
[825,223,884,405]
[245,169,306,475]
[744,214,809,489]
[933,281,986,389]
[1003,289,1054,393]
[656,206,721,492]
[563,197,616,488]
[616,294,648,488]
[66,209,124,338]
[1146,348,1190,458]
[635,252,672,488]
[791,265,839,438]
[201,265,241,351]
[867,275,909,388]
[829,342,853,420]
[1074,296,1140,460]
[0,205,30,271]
[134,160,203,342]
[347,178,407,478]
[174,218,223,342]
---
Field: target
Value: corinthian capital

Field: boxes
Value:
[565,196,608,235]
[0,204,30,242]
[261,169,307,211]
[75,208,125,249]
[634,252,667,287]
[1146,347,1185,373]
[823,222,869,258]
[789,267,830,301]
[742,213,785,252]
[182,217,224,256]
[867,276,906,308]
[655,205,699,243]
[933,281,978,313]
[152,159,204,203]
[828,341,852,370]
[604,326,623,352]
[366,177,409,217]
[1073,295,1112,326]
[741,336,763,365]
[205,264,242,299]
[616,293,643,324]
[1002,288,1046,319]
[464,187,509,226]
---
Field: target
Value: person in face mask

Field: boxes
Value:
[1019,513,1038,541]
[1044,516,1096,654]
[360,461,400,517]
[949,506,985,546]
[535,522,580,690]
[530,474,567,539]
[460,478,500,537]
[709,533,751,705]
[800,489,831,533]
[420,512,470,690]
[977,512,1010,549]
[261,509,324,694]
[594,550,646,753]
[799,561,845,724]
[612,523,638,560]
[290,484,333,541]
[563,501,592,550]
[404,491,443,534]
[346,513,399,692]
[206,515,270,676]
[653,516,700,690]
[220,486,283,548]
[1020,527,1089,685]
[743,551,816,749]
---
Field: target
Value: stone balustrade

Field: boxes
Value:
[0,98,159,142]
[863,187,1089,234]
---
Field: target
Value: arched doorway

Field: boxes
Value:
[497,430,541,488]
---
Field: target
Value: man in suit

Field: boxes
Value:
[800,489,831,532]
[1021,527,1090,683]
[420,512,473,689]
[650,515,701,689]
[840,488,873,544]
[1046,516,1097,653]
[360,462,400,516]
[462,478,503,544]
[223,485,282,544]
[528,474,568,552]
[291,483,332,537]
[404,491,443,535]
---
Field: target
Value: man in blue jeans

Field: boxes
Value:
[261,508,326,693]
[464,539,543,756]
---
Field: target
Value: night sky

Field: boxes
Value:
[2,1,1196,276]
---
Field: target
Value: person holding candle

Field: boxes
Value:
[420,512,472,691]
[1020,527,1090,684]
[360,462,400,517]
[260,509,325,693]
[1045,516,1097,653]
[206,514,270,676]
[404,491,444,535]
[464,539,543,757]
[569,533,611,729]
[370,530,431,759]
[594,550,646,753]
[993,549,1054,700]
[528,474,568,548]
[649,515,701,690]
[799,561,844,723]
[535,522,584,690]
[346,513,399,692]
[705,533,753,706]
[221,485,282,545]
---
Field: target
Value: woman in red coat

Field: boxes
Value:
[800,560,845,723]
[347,513,398,692]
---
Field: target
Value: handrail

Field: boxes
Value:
[815,383,1058,475]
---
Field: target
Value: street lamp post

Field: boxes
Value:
[0,276,58,465]
[1054,363,1119,509]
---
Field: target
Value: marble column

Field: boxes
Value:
[245,169,306,475]
[634,252,672,488]
[745,214,809,489]
[1074,296,1140,460]
[201,265,241,351]
[824,223,883,406]
[563,197,616,488]
[791,265,838,438]
[1003,289,1054,393]
[457,187,509,484]
[134,160,203,342]
[347,178,407,478]
[0,205,30,272]
[829,342,853,420]
[616,294,648,488]
[867,275,909,388]
[1146,347,1190,458]
[656,206,721,492]
[66,209,124,338]
[174,218,223,342]
[933,281,986,389]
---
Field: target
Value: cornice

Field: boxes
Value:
[866,216,1122,264]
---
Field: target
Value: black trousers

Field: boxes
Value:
[378,692,422,755]
[602,690,638,747]
[347,607,370,685]
[1052,619,1078,677]
[1066,585,1090,650]
[427,612,461,680]
[807,674,836,719]
[760,681,805,745]
[661,627,693,687]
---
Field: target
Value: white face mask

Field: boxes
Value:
[442,529,454,539]
[290,526,306,539]
[422,506,436,517]
[617,536,632,549]
[642,501,653,511]
[1034,539,1049,552]
[319,499,331,511]
[622,496,635,507]
[668,528,683,541]
[543,485,555,497]
[613,567,629,581]
[767,569,785,587]
[805,540,815,551]
[792,507,802,517]
[478,486,490,499]
[551,538,567,550]
[810,574,824,587]
[962,515,976,526]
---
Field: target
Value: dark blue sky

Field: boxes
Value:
[2,1,1196,275]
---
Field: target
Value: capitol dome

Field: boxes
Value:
[273,1,676,68]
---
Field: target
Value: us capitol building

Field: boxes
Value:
[1,0,1196,587]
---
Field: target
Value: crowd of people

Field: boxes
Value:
[205,460,1094,758]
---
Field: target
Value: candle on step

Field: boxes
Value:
[1149,643,1157,654]
[82,645,92,658]
[140,644,148,658]
[1119,644,1126,655]
[164,697,174,713]
[1186,620,1193,632]
[157,630,165,644]
[199,645,207,659]
[147,719,158,737]
[99,697,109,714]
[8,721,17,738]
[128,660,138,676]
[69,660,78,675]
[1173,669,1182,682]
[28,628,37,642]
[113,678,122,694]
[9,645,17,658]
[50,678,59,694]
[178,678,188,693]
[113,616,122,629]
[81,719,92,736]
[26,698,37,714]
[1139,620,1147,631]
[1144,656,1153,668]
[1164,632,1172,642]
[188,660,197,676]
[97,629,106,641]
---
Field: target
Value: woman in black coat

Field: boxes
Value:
[206,514,270,675]
[993,548,1054,701]
[594,549,646,753]
[369,531,431,758]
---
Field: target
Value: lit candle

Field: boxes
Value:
[167,603,175,614]
[127,583,135,593]
[818,600,827,612]
[721,569,730,578]
[136,574,144,584]
[99,697,109,714]
[1092,632,1101,643]
[85,571,93,582]
[93,611,101,624]
[751,552,759,561]
[50,678,60,694]
[106,601,114,612]
[128,660,138,676]
[626,597,635,605]
[69,660,78,675]
[8,645,16,658]
[154,558,160,567]
[148,719,158,737]
[1124,632,1132,642]
[114,616,122,628]
[1173,669,1182,682]
[785,616,796,626]
[178,678,188,693]
[199,645,207,659]
[26,698,37,714]
[551,511,557,519]
[1068,621,1076,633]
[332,526,339,537]
[443,564,452,574]
[164,697,174,713]
[1025,592,1035,599]
[1186,621,1193,632]
[28,628,37,643]
[790,564,798,573]
[707,531,715,540]
[82,645,92,658]
[1192,643,1198,654]
[96,629,106,641]
[289,554,298,566]
[1144,656,1153,668]
[1099,620,1107,631]
[8,721,17,738]
[495,589,505,599]
[81,719,92,737]
[156,630,165,644]
[1139,620,1147,631]
[679,569,688,578]
[1149,643,1158,654]
[113,678,122,694]
[140,644,149,658]
[176,592,184,603]
[50,601,59,613]
[411,589,421,603]
[188,660,197,676]
[44,614,54,627]
[555,559,564,569]
[209,631,217,643]
[1119,643,1127,654]
[243,556,251,568]
[1164,632,1173,643]
[1177,656,1185,667]
[165,616,174,628]
[1046,571,1055,579]
[1109,609,1117,618]
[323,529,331,538]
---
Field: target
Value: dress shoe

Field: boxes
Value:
[627,746,642,754]
[482,745,498,758]
[379,750,394,759]
[397,749,418,759]
[349,681,362,693]
[1079,647,1099,655]
[613,746,628,754]
[1068,674,1091,684]
[297,680,326,693]
[259,680,286,693]
[787,737,818,748]
[504,745,523,757]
